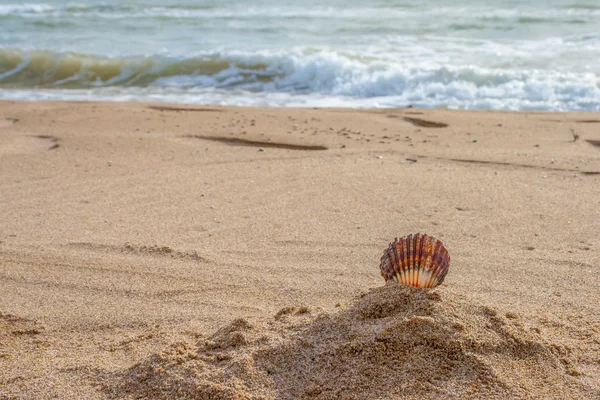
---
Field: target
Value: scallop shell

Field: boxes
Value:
[379,233,450,288]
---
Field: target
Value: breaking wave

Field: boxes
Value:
[1,48,599,110]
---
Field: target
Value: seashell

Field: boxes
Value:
[379,233,450,288]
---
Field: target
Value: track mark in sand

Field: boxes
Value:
[540,119,600,124]
[403,116,448,128]
[586,139,600,148]
[0,312,43,337]
[33,135,60,150]
[0,117,18,128]
[184,134,328,151]
[0,268,207,302]
[0,134,60,155]
[148,105,223,112]
[448,157,599,176]
[1,253,222,296]
[66,242,210,263]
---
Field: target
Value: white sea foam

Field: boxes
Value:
[154,51,600,110]
[0,3,54,15]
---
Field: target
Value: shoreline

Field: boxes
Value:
[4,98,600,113]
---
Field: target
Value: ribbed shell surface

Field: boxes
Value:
[379,233,450,288]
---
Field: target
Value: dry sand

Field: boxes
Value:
[0,100,599,399]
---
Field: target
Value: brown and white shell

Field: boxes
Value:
[379,233,450,288]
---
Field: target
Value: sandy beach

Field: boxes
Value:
[1,100,599,399]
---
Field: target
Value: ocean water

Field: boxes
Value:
[1,0,599,110]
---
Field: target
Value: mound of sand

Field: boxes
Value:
[97,283,596,399]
